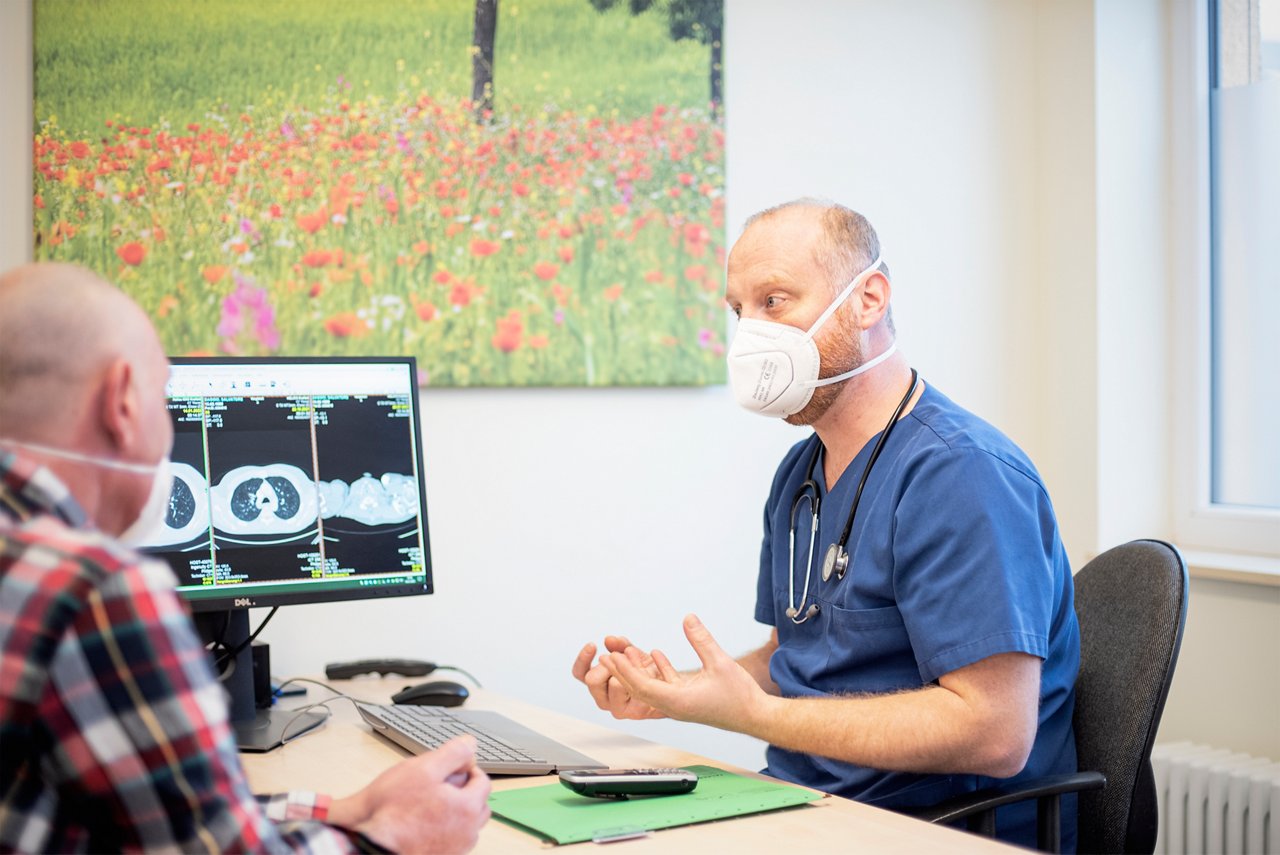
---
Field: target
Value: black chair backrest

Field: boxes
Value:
[1072,539,1189,854]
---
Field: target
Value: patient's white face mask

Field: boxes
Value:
[726,255,896,418]
[0,439,173,544]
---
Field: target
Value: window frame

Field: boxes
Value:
[1171,0,1280,564]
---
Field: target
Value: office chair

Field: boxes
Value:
[911,539,1189,853]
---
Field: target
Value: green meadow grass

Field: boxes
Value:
[34,0,713,137]
[33,0,726,387]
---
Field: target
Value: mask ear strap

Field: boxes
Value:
[804,340,898,389]
[0,438,158,475]
[801,254,884,344]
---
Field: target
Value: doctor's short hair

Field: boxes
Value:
[743,198,895,334]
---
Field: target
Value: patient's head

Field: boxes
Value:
[0,262,172,536]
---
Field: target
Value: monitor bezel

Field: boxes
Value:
[155,355,434,613]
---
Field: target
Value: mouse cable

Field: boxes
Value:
[269,677,452,747]
[433,666,482,688]
[278,700,335,746]
[271,678,383,747]
[272,676,382,705]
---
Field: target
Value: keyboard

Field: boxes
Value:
[356,703,606,775]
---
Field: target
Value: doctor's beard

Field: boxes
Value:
[784,321,863,427]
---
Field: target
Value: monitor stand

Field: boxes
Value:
[194,610,326,752]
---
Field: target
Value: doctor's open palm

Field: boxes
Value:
[572,634,668,720]
[601,615,770,732]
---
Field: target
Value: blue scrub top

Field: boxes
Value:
[755,382,1079,850]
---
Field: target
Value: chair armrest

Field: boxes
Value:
[904,771,1106,852]
[909,771,1107,824]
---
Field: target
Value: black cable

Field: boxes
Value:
[434,666,482,688]
[212,607,279,674]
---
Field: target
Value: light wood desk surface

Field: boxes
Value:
[242,678,1016,853]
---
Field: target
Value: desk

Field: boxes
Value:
[242,679,1016,853]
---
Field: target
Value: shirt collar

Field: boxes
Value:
[0,448,91,529]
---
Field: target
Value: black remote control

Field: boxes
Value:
[324,658,436,679]
[559,768,698,799]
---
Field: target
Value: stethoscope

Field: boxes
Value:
[786,369,920,625]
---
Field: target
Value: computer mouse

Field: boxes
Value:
[391,680,469,707]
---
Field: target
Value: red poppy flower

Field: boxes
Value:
[324,312,366,338]
[116,242,146,266]
[296,211,326,234]
[449,283,473,307]
[491,310,523,353]
[470,238,500,257]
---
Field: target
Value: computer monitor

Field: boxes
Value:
[137,356,433,750]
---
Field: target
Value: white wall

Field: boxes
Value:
[281,0,1048,768]
[2,0,1277,768]
[0,1,32,269]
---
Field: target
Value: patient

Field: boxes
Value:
[0,262,491,852]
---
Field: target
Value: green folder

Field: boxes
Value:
[488,765,824,845]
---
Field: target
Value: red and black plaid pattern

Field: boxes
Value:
[0,450,360,852]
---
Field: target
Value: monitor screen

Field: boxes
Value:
[138,356,433,609]
[135,356,432,751]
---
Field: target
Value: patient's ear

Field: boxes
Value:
[98,357,141,453]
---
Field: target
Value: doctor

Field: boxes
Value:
[571,199,1080,850]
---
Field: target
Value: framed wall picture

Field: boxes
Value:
[33,0,726,387]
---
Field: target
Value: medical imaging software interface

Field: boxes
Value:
[140,360,429,604]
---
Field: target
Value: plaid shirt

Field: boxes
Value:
[0,450,367,853]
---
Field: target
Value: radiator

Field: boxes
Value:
[1152,742,1280,854]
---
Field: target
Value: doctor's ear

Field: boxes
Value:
[857,271,892,330]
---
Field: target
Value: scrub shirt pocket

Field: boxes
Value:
[821,602,922,692]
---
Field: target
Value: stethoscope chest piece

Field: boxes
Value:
[821,543,849,582]
[784,369,919,624]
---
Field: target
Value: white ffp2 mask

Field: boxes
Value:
[726,255,896,418]
[0,438,173,545]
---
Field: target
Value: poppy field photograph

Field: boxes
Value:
[32,0,726,386]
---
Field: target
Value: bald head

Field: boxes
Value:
[737,199,894,335]
[0,263,163,440]
[741,198,885,287]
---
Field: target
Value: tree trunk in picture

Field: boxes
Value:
[472,0,499,122]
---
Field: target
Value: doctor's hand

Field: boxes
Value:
[601,614,770,734]
[572,635,668,721]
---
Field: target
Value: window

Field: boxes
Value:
[1173,0,1280,563]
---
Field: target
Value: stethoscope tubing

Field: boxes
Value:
[785,369,920,625]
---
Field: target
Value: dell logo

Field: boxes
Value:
[234,598,254,607]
